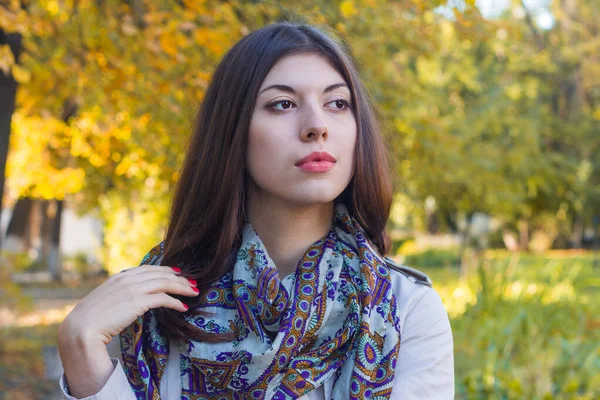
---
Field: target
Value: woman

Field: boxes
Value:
[58,22,454,399]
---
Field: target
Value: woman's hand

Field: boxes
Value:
[57,265,197,397]
[59,265,199,346]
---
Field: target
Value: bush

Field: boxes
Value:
[402,248,462,268]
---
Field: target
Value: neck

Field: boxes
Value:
[246,187,334,278]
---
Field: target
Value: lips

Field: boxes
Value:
[295,151,337,166]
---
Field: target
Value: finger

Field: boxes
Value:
[120,264,181,276]
[136,270,197,287]
[145,293,189,312]
[135,278,200,297]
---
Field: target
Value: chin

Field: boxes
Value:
[283,191,343,206]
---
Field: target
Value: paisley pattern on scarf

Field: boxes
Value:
[120,203,401,399]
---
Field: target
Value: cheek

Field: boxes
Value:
[247,117,288,183]
[341,123,358,174]
[248,111,289,152]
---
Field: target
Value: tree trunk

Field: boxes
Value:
[459,212,473,280]
[0,31,23,247]
[43,98,79,281]
[427,211,439,235]
[48,199,64,281]
[518,219,529,251]
[2,196,33,253]
[6,197,64,280]
[571,213,584,249]
[38,200,51,268]
[37,199,64,281]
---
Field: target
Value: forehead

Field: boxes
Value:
[259,53,348,91]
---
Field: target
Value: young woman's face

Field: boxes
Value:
[247,53,357,207]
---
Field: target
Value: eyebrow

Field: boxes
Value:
[258,82,349,96]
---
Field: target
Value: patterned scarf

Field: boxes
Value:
[120,202,401,399]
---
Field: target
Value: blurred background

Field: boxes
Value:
[0,0,598,398]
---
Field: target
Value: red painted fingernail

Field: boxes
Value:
[192,287,199,293]
[172,267,181,273]
[182,304,188,310]
[187,279,197,286]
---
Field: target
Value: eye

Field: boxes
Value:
[326,99,352,111]
[267,100,296,112]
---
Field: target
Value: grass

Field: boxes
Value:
[418,251,600,399]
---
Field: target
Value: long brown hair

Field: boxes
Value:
[155,22,393,342]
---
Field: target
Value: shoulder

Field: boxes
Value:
[383,257,455,397]
[383,256,433,288]
[383,256,434,314]
[383,256,449,337]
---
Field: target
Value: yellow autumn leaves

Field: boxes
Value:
[6,113,84,200]
[0,44,30,83]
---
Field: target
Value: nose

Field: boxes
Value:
[300,105,328,142]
